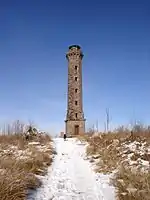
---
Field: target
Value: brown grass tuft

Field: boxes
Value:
[0,125,54,200]
[0,169,41,200]
[112,166,150,200]
[83,125,150,200]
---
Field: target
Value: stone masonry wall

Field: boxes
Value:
[65,45,85,135]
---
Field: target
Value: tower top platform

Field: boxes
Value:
[69,45,81,50]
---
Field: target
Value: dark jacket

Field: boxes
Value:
[64,134,66,139]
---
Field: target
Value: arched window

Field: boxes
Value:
[75,66,78,70]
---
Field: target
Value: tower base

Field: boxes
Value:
[65,120,85,136]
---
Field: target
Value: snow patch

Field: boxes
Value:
[28,138,115,200]
[0,142,52,160]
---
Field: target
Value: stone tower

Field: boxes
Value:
[65,45,85,136]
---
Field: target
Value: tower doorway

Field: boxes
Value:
[74,125,79,135]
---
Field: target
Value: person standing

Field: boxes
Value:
[64,133,67,141]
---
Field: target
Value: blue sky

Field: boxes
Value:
[0,0,149,134]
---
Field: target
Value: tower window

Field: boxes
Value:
[75,77,78,81]
[75,88,78,93]
[75,113,78,118]
[75,66,78,70]
[75,101,78,105]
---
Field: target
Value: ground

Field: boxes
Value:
[28,138,115,200]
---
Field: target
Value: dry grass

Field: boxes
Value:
[84,129,150,171]
[0,169,41,200]
[0,128,54,200]
[82,125,150,200]
[85,134,123,173]
[112,166,150,200]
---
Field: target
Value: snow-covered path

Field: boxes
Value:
[28,138,115,200]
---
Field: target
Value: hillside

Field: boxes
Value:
[78,127,150,200]
[0,124,54,200]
